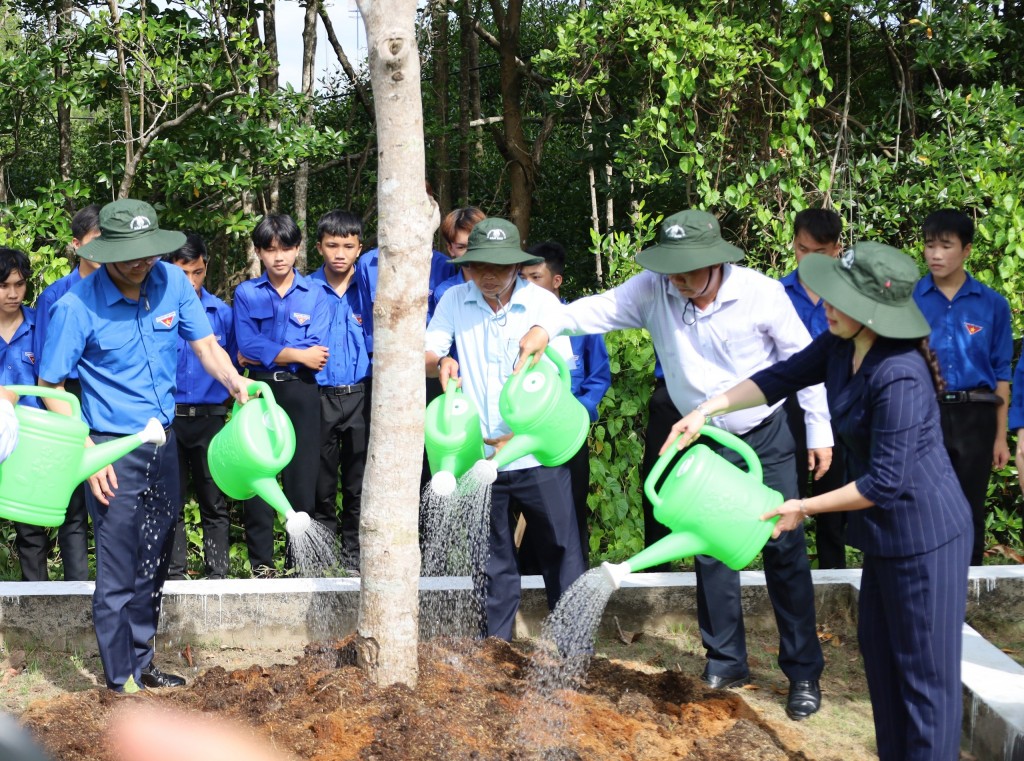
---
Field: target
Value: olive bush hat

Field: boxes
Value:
[455,218,543,266]
[77,199,186,263]
[636,210,744,274]
[799,242,930,340]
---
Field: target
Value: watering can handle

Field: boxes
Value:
[4,385,82,420]
[235,380,292,460]
[532,346,572,392]
[442,378,460,419]
[646,425,764,507]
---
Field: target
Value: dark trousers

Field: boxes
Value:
[316,386,369,570]
[169,415,229,578]
[784,395,849,569]
[517,440,591,572]
[87,431,179,691]
[243,376,320,570]
[859,530,970,760]
[485,466,586,640]
[938,401,997,565]
[14,379,90,581]
[640,380,679,570]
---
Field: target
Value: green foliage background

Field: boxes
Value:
[1,0,1023,577]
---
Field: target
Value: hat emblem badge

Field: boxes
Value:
[486,229,507,241]
[664,224,686,241]
[839,248,856,270]
[129,215,151,231]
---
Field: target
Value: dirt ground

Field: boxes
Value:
[3,612,880,761]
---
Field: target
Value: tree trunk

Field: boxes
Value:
[261,0,281,211]
[293,0,319,271]
[355,0,436,688]
[456,0,475,202]
[56,0,73,202]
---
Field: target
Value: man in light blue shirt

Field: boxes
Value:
[39,200,248,693]
[425,218,585,640]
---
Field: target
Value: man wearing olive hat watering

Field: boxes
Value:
[37,199,249,693]
[426,218,585,640]
[517,210,830,719]
[667,243,971,760]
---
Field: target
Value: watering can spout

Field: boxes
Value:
[79,417,166,483]
[621,532,709,574]
[600,561,632,590]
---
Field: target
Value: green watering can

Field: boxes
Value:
[208,381,309,536]
[424,382,486,496]
[0,386,166,527]
[601,425,782,589]
[489,346,590,470]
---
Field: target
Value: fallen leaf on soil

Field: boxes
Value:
[741,684,760,691]
[988,544,1024,564]
[830,635,843,647]
[8,649,26,670]
[1001,648,1018,655]
[614,616,642,645]
[182,644,194,667]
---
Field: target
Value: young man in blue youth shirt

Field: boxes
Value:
[310,210,371,574]
[166,233,236,579]
[0,248,42,579]
[38,200,248,692]
[912,208,1012,566]
[779,209,849,569]
[234,214,330,574]
[25,204,102,581]
[520,240,610,565]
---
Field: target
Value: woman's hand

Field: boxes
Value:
[659,410,707,455]
[760,499,805,539]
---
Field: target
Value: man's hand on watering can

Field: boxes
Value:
[659,410,707,455]
[436,356,461,391]
[0,386,17,405]
[514,326,550,373]
[225,373,251,405]
[808,447,832,480]
[84,437,118,505]
[485,432,514,455]
[760,499,804,539]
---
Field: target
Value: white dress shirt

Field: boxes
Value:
[426,277,574,470]
[537,264,834,449]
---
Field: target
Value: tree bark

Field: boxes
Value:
[430,0,451,216]
[355,0,436,688]
[293,0,319,271]
[261,0,281,211]
[56,0,73,202]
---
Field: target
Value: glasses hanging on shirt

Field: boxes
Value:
[681,299,697,326]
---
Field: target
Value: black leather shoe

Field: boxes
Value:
[786,679,821,720]
[701,670,750,690]
[140,665,186,689]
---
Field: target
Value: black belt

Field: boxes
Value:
[938,389,1002,405]
[247,370,314,383]
[320,383,365,396]
[175,403,229,417]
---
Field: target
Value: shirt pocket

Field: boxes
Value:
[716,329,766,374]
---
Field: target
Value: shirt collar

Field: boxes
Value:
[98,262,159,307]
[918,271,982,298]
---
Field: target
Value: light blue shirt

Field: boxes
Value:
[39,262,212,433]
[426,277,573,470]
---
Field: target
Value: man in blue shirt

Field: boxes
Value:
[912,208,1013,566]
[779,208,849,569]
[520,240,611,565]
[310,210,371,574]
[234,214,330,575]
[26,204,102,581]
[165,233,236,580]
[38,199,248,692]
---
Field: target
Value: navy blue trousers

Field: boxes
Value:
[860,529,970,761]
[485,466,585,640]
[694,408,824,682]
[87,431,179,691]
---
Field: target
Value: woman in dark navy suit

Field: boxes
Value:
[666,242,971,761]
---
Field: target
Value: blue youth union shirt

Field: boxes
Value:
[310,267,371,387]
[233,269,330,373]
[0,306,42,409]
[175,288,236,405]
[39,261,212,433]
[34,268,84,381]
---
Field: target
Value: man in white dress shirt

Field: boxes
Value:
[517,210,831,720]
